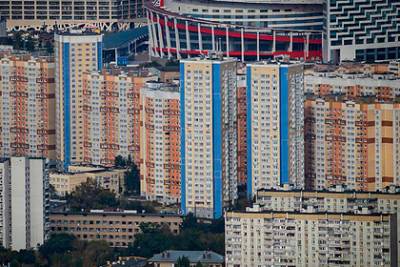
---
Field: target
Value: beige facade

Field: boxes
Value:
[255,188,400,264]
[49,168,126,196]
[225,209,397,267]
[49,211,182,247]
[0,55,56,159]
[304,64,400,101]
[55,32,103,169]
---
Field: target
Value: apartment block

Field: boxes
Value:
[256,187,400,264]
[237,73,247,186]
[225,209,397,267]
[0,55,56,159]
[140,81,180,204]
[55,32,103,169]
[49,211,182,247]
[323,0,400,62]
[82,71,134,166]
[305,98,400,191]
[132,75,158,167]
[0,157,49,250]
[180,57,238,219]
[49,168,125,197]
[304,65,400,100]
[246,62,304,197]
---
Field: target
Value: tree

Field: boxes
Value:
[45,41,54,54]
[195,262,204,267]
[115,155,127,168]
[82,241,112,267]
[25,36,35,52]
[0,246,13,265]
[39,233,76,258]
[124,162,140,195]
[13,32,23,50]
[66,179,118,211]
[176,256,190,267]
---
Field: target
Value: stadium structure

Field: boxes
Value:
[146,0,324,61]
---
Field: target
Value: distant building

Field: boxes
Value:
[180,57,238,219]
[0,0,145,32]
[49,167,126,197]
[148,250,224,267]
[305,98,400,191]
[55,32,103,170]
[304,64,400,100]
[246,62,304,197]
[139,81,180,204]
[225,208,398,267]
[49,210,182,248]
[0,157,49,250]
[0,55,56,159]
[148,66,180,83]
[82,71,139,166]
[323,0,400,62]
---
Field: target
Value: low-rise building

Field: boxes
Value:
[225,208,397,267]
[49,168,126,196]
[49,210,182,247]
[148,250,224,267]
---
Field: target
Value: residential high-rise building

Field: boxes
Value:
[0,55,56,159]
[82,71,135,166]
[323,0,400,62]
[225,208,398,267]
[253,187,400,266]
[0,157,49,250]
[246,62,304,197]
[55,32,103,169]
[132,75,158,166]
[305,98,400,191]
[140,81,180,204]
[180,57,237,219]
[237,72,247,186]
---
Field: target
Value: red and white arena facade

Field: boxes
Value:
[146,0,324,61]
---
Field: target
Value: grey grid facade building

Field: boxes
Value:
[323,0,400,62]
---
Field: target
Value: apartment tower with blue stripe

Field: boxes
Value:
[246,62,304,198]
[180,56,238,219]
[55,31,103,170]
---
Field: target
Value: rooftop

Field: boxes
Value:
[149,250,224,264]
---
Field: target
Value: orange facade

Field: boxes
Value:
[0,56,56,159]
[237,84,247,186]
[140,83,180,204]
[305,98,400,191]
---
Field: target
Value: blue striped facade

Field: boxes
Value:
[212,63,222,219]
[179,62,186,215]
[246,66,252,199]
[279,66,289,185]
